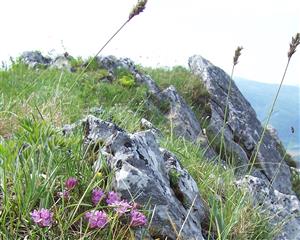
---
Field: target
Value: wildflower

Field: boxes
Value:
[129,0,148,20]
[130,210,147,227]
[57,190,70,200]
[106,191,121,205]
[85,210,108,229]
[92,188,105,205]
[112,200,132,216]
[30,208,54,227]
[65,177,77,190]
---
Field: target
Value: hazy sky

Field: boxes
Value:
[1,0,299,86]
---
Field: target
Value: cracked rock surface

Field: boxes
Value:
[189,55,293,194]
[83,115,207,240]
[236,175,300,240]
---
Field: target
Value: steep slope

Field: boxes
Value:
[2,51,300,239]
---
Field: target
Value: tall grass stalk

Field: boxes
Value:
[176,195,197,240]
[218,46,243,161]
[66,0,148,95]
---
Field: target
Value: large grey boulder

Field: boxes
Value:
[236,175,300,240]
[83,115,207,240]
[97,56,161,94]
[159,86,218,160]
[51,55,73,72]
[189,55,293,194]
[20,51,75,72]
[159,86,203,142]
[20,51,52,68]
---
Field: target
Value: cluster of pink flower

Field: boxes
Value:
[86,188,147,229]
[30,177,147,230]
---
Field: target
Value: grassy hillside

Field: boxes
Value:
[0,61,276,239]
[235,78,300,161]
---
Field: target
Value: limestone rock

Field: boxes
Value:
[20,51,52,68]
[97,56,161,94]
[96,56,219,161]
[267,125,282,145]
[236,175,300,240]
[51,55,73,72]
[140,118,154,130]
[189,55,293,194]
[83,115,207,240]
[20,51,75,72]
[159,86,218,160]
[160,86,202,142]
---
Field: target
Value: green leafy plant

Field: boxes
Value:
[169,168,181,187]
[292,170,300,198]
[118,75,135,88]
[69,56,84,69]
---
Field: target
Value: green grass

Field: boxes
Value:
[291,168,300,199]
[0,117,150,239]
[0,62,276,239]
[161,136,274,240]
[0,62,154,136]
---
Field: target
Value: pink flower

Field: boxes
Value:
[130,210,147,227]
[57,190,70,200]
[111,200,132,216]
[65,177,77,190]
[92,188,105,205]
[30,208,54,227]
[85,210,108,229]
[106,191,120,205]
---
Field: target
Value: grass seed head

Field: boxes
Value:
[288,33,300,58]
[129,0,148,20]
[233,46,243,66]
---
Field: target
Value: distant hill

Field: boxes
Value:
[235,78,300,160]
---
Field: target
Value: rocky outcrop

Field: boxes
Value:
[95,55,218,160]
[20,51,74,72]
[20,51,52,68]
[189,55,293,194]
[19,51,218,160]
[267,125,282,146]
[51,55,73,72]
[96,56,161,94]
[83,115,207,240]
[236,175,300,240]
[158,86,217,160]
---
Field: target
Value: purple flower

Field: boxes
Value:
[65,177,77,190]
[130,210,147,227]
[57,190,70,200]
[92,188,105,205]
[30,208,54,227]
[111,200,132,216]
[85,210,108,229]
[106,191,120,205]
